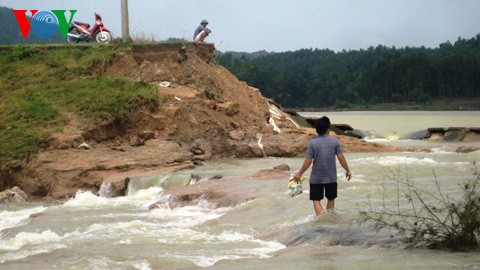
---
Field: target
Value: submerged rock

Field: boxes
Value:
[418,128,480,142]
[464,130,480,142]
[443,128,467,142]
[0,186,28,203]
[455,146,480,153]
[148,165,292,210]
[402,130,430,140]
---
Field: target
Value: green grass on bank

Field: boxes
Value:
[0,44,160,164]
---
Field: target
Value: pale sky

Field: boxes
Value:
[3,0,480,52]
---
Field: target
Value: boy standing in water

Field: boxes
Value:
[293,116,352,215]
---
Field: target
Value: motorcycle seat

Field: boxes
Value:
[74,22,90,28]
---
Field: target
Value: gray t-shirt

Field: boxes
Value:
[193,25,205,40]
[306,134,344,184]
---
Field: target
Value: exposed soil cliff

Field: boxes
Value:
[1,43,394,200]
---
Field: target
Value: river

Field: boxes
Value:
[1,111,479,269]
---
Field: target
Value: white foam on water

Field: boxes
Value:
[157,229,261,245]
[62,190,111,208]
[127,186,164,200]
[356,156,438,167]
[155,228,211,244]
[149,202,232,227]
[215,231,255,242]
[54,200,235,245]
[344,185,361,191]
[380,156,437,166]
[0,230,61,251]
[277,215,315,229]
[364,135,404,142]
[68,199,285,268]
[189,255,242,268]
[61,219,185,245]
[87,256,111,269]
[81,220,150,238]
[236,240,286,256]
[98,181,113,198]
[116,239,132,245]
[430,147,455,153]
[86,257,152,270]
[86,256,152,270]
[133,260,152,270]
[0,192,234,264]
[57,214,285,268]
[0,230,66,263]
[165,233,286,268]
[124,221,208,241]
[61,186,164,209]
[364,137,390,143]
[189,237,286,267]
[0,206,46,231]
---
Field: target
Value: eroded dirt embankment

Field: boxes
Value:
[1,43,395,201]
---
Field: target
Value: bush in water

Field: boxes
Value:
[358,163,480,251]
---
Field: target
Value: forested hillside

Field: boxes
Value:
[217,35,480,109]
[0,6,64,44]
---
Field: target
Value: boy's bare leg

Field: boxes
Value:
[195,31,208,42]
[326,199,335,213]
[313,200,324,216]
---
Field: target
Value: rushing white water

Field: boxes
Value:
[0,111,479,269]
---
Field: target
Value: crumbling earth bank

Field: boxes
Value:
[1,43,393,200]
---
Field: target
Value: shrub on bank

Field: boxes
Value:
[359,163,480,251]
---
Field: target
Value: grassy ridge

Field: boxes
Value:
[0,45,160,164]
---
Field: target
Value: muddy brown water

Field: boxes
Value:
[1,111,479,269]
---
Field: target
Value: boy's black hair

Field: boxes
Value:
[315,116,331,135]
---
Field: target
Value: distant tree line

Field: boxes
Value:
[216,35,480,109]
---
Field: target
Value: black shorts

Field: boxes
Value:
[310,183,337,201]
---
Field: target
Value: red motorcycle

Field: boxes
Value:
[67,12,112,44]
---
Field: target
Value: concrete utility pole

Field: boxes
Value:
[121,0,130,42]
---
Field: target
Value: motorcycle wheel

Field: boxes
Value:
[67,29,80,44]
[95,31,112,44]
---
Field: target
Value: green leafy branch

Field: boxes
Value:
[359,163,480,251]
